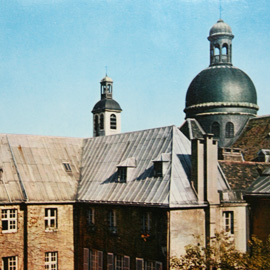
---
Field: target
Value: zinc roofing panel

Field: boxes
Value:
[0,134,83,203]
[78,126,199,207]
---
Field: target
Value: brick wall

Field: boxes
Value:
[76,204,167,270]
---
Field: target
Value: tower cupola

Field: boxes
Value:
[92,75,122,137]
[208,19,234,66]
[184,19,259,147]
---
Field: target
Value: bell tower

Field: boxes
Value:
[92,75,122,137]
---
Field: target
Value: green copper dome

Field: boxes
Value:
[185,65,258,114]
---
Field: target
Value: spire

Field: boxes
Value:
[208,19,234,66]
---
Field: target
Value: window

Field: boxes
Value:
[63,162,72,172]
[45,208,57,231]
[88,208,95,226]
[142,212,151,234]
[118,167,127,182]
[2,256,17,270]
[1,209,17,233]
[95,115,99,136]
[107,253,130,270]
[145,261,155,270]
[45,252,58,270]
[100,114,104,130]
[211,122,220,138]
[90,249,103,270]
[153,162,162,177]
[222,44,228,55]
[110,114,117,129]
[108,210,117,234]
[225,122,234,138]
[223,211,234,234]
[136,258,144,270]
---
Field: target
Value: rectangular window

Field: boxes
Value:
[136,258,144,270]
[88,208,95,226]
[45,208,57,231]
[118,167,127,182]
[223,211,234,234]
[2,256,17,270]
[45,252,58,270]
[90,249,103,270]
[63,162,72,172]
[142,212,151,234]
[1,209,17,233]
[154,162,163,177]
[108,210,117,234]
[145,261,155,270]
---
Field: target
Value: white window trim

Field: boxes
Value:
[2,256,18,270]
[45,208,57,232]
[223,211,234,235]
[45,251,58,270]
[1,209,17,233]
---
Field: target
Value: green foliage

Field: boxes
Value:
[170,233,270,270]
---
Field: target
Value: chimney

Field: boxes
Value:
[191,134,219,204]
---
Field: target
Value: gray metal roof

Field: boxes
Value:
[78,126,229,208]
[0,134,83,203]
[246,168,270,196]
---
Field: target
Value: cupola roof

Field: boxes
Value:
[209,19,233,37]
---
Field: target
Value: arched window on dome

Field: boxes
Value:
[222,44,228,62]
[110,114,117,129]
[214,46,220,55]
[211,122,220,138]
[222,44,228,55]
[100,114,104,130]
[225,122,234,138]
[94,115,99,136]
[214,46,220,63]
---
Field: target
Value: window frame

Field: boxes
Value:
[117,167,127,182]
[225,122,234,138]
[1,209,17,233]
[108,210,117,234]
[2,256,17,270]
[88,208,95,226]
[142,212,151,234]
[45,208,57,231]
[110,114,117,130]
[223,211,234,235]
[153,162,163,177]
[45,251,58,270]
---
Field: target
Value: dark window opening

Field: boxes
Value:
[100,114,104,130]
[63,163,72,172]
[118,167,127,182]
[95,115,99,136]
[154,162,163,177]
[225,122,234,138]
[110,114,117,129]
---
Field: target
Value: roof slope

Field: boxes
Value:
[78,126,200,207]
[0,134,83,203]
[232,116,270,161]
[219,161,270,190]
[78,126,230,207]
[246,168,270,196]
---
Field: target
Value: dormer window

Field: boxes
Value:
[118,167,127,182]
[116,157,136,183]
[152,153,170,177]
[63,163,72,172]
[154,162,163,177]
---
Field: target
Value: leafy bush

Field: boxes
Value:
[170,232,270,270]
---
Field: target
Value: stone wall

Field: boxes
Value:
[27,204,74,270]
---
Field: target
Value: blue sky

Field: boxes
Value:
[0,0,269,137]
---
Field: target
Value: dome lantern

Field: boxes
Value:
[208,19,234,66]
